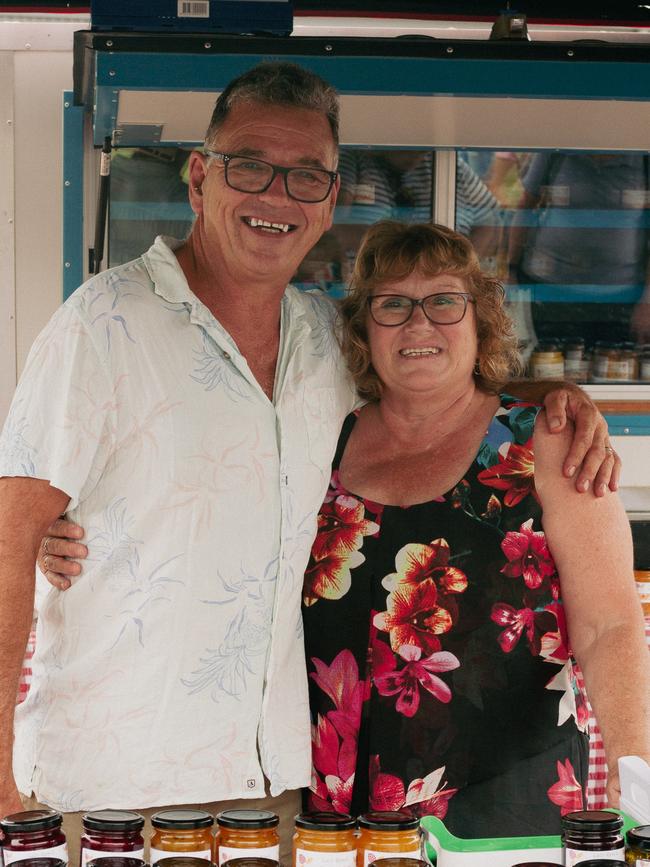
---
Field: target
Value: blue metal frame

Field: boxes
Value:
[62,91,85,299]
[92,51,650,145]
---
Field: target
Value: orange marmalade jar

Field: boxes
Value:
[215,811,279,867]
[293,812,357,867]
[150,810,215,864]
[357,812,421,867]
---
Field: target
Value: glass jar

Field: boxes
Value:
[217,859,278,867]
[564,338,586,381]
[293,812,356,867]
[509,863,564,866]
[640,352,650,382]
[80,811,145,867]
[562,810,625,865]
[150,810,214,865]
[625,824,650,864]
[572,862,626,866]
[356,812,421,867]
[530,344,564,380]
[214,811,279,867]
[0,810,68,865]
[365,860,428,867]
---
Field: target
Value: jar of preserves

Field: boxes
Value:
[625,824,650,864]
[634,570,650,618]
[572,862,626,866]
[0,810,68,865]
[218,859,278,867]
[562,810,625,865]
[150,810,214,864]
[293,812,356,867]
[12,860,67,867]
[530,344,564,380]
[640,351,650,382]
[80,811,145,867]
[591,343,617,381]
[564,338,587,382]
[215,812,279,867]
[356,812,421,867]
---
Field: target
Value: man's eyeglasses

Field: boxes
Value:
[367,292,475,327]
[204,149,338,203]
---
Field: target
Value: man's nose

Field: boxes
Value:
[259,170,290,201]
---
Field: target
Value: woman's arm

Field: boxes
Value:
[534,417,650,805]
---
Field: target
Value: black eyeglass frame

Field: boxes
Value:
[367,292,475,327]
[204,149,339,203]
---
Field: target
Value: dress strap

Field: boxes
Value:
[332,411,359,470]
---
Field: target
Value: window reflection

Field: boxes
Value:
[462,150,650,383]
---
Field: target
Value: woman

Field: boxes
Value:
[302,221,650,836]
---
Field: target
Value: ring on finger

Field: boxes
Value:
[42,536,51,555]
[604,445,614,454]
[44,555,52,572]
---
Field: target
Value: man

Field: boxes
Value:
[0,61,615,857]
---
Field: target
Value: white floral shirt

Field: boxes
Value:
[0,236,357,810]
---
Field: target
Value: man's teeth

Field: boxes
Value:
[399,348,441,357]
[247,217,291,233]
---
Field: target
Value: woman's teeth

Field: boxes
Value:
[399,347,441,357]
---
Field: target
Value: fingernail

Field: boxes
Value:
[580,479,590,492]
[549,417,562,430]
[567,465,576,477]
[598,483,606,496]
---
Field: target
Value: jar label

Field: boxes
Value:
[151,849,212,865]
[218,845,279,866]
[295,848,356,867]
[632,858,650,866]
[531,361,564,380]
[81,846,144,867]
[565,846,625,865]
[363,848,421,866]
[3,843,69,865]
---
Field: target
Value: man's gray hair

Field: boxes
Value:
[205,61,340,147]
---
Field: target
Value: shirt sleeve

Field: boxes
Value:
[0,301,115,510]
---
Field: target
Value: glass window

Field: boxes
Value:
[108,147,194,267]
[460,150,650,383]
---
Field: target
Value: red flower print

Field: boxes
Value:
[404,766,458,819]
[310,650,366,743]
[303,547,365,606]
[491,602,557,655]
[546,660,590,733]
[369,755,406,811]
[501,519,556,590]
[539,602,570,664]
[547,758,584,815]
[382,539,468,596]
[374,579,452,656]
[325,772,355,813]
[312,494,380,560]
[374,644,460,717]
[477,440,535,507]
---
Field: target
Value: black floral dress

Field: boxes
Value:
[302,395,589,837]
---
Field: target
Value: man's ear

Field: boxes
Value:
[188,151,209,214]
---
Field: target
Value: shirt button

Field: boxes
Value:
[222,351,231,360]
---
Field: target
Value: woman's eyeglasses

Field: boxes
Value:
[367,292,474,326]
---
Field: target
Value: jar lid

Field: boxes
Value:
[220,861,279,867]
[13,861,67,867]
[572,862,626,866]
[216,810,279,830]
[561,810,623,832]
[295,812,356,831]
[82,810,145,832]
[627,825,650,850]
[0,810,63,833]
[357,811,419,831]
[152,810,214,830]
[367,861,428,867]
[86,860,147,867]
[156,860,218,867]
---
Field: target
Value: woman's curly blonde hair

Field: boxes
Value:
[339,220,523,401]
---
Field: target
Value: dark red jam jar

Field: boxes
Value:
[9,860,67,867]
[561,810,625,865]
[0,810,67,865]
[80,812,145,867]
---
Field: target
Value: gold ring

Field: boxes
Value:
[44,555,52,572]
[604,446,614,454]
[42,536,51,555]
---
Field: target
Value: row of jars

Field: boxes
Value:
[0,809,424,867]
[529,340,650,383]
[3,808,650,867]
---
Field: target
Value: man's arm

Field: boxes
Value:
[508,380,620,496]
[0,477,70,817]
